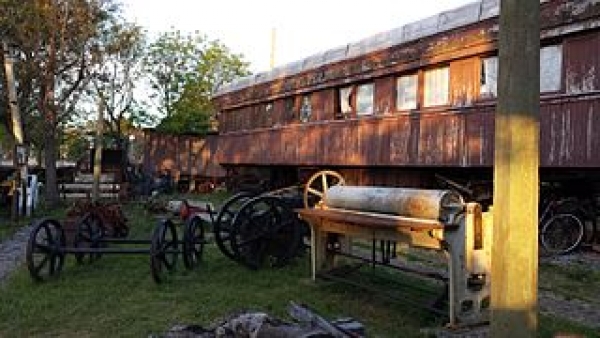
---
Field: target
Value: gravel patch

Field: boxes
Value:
[0,225,33,285]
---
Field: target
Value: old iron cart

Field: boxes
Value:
[181,182,325,270]
[26,211,205,284]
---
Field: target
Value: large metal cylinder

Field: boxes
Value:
[323,186,463,222]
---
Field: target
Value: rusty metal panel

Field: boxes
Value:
[222,134,236,164]
[374,77,396,115]
[463,107,495,166]
[358,120,374,166]
[340,121,355,165]
[564,32,600,94]
[321,89,336,121]
[389,115,413,164]
[177,136,192,175]
[271,99,284,127]
[214,135,225,164]
[359,119,380,166]
[313,124,325,165]
[541,99,600,167]
[418,113,462,165]
[245,132,260,164]
[238,134,251,163]
[450,58,480,107]
[377,119,392,165]
[309,92,320,122]
[189,138,203,176]
[280,128,294,164]
[265,130,276,164]
[263,131,274,163]
[233,134,243,163]
[325,124,345,164]
[297,126,311,165]
[202,135,225,177]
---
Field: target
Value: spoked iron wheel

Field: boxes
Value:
[540,213,585,255]
[183,215,205,269]
[26,219,66,281]
[303,170,345,208]
[150,219,179,283]
[213,192,255,260]
[73,212,105,264]
[230,196,303,270]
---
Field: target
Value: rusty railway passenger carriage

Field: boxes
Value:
[195,0,600,197]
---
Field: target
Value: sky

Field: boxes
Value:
[122,0,475,73]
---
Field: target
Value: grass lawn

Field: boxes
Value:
[0,195,598,337]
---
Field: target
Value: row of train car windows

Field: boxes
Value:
[221,45,563,130]
[336,44,562,117]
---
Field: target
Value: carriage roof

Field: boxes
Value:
[214,0,543,98]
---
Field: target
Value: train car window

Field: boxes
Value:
[540,44,562,93]
[424,66,449,107]
[356,83,374,116]
[480,56,498,98]
[265,102,273,127]
[284,97,296,122]
[396,74,418,110]
[339,86,354,118]
[300,95,312,123]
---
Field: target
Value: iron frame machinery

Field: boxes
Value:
[298,172,493,328]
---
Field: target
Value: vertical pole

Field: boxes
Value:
[92,98,104,202]
[270,27,276,70]
[492,0,539,337]
[3,42,29,218]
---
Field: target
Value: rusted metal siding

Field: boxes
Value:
[418,112,463,165]
[540,96,600,167]
[564,32,600,94]
[142,131,225,179]
[216,95,600,169]
[463,106,495,166]
[374,77,396,114]
[450,58,480,107]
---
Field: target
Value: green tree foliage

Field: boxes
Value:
[144,30,250,135]
[0,0,120,206]
[89,20,152,146]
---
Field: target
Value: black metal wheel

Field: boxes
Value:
[150,219,179,283]
[73,212,105,264]
[26,219,66,282]
[303,170,345,208]
[183,215,205,269]
[213,192,255,260]
[230,196,303,270]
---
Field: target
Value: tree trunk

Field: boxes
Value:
[44,119,59,207]
[40,32,61,207]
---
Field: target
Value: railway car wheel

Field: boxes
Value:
[230,196,303,270]
[26,219,66,282]
[73,212,105,264]
[183,215,205,269]
[213,192,255,260]
[150,219,179,283]
[303,170,345,208]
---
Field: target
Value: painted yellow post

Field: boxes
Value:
[491,0,539,337]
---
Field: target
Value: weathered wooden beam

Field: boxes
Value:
[491,0,540,336]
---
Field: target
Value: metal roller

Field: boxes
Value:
[323,186,464,222]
